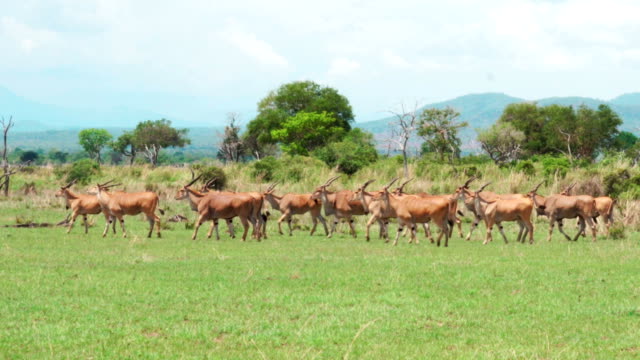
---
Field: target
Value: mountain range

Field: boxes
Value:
[1,86,640,151]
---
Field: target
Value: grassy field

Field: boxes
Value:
[1,208,639,359]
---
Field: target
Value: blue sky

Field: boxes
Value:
[1,0,639,126]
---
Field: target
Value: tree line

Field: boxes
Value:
[2,81,638,178]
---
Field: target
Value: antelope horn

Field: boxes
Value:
[63,179,75,189]
[361,179,375,190]
[384,177,399,189]
[104,183,122,189]
[531,181,544,194]
[397,178,413,191]
[266,181,279,192]
[185,174,202,188]
[476,182,491,194]
[98,179,115,187]
[205,177,217,189]
[324,176,340,187]
[189,168,195,180]
[463,176,476,188]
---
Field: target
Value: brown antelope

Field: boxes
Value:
[457,177,528,241]
[204,178,266,240]
[528,182,599,242]
[174,175,236,240]
[472,183,534,245]
[311,176,372,238]
[391,178,464,240]
[54,179,115,234]
[263,182,328,236]
[184,185,260,241]
[561,183,616,237]
[94,180,164,238]
[372,185,456,247]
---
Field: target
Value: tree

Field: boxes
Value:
[417,107,468,163]
[244,81,354,157]
[19,150,39,163]
[132,119,190,166]
[111,131,138,165]
[612,131,638,152]
[1,116,15,196]
[387,103,420,178]
[271,111,346,156]
[78,128,113,164]
[477,122,525,165]
[217,113,245,163]
[313,128,378,175]
[48,149,69,164]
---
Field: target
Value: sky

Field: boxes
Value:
[1,0,640,126]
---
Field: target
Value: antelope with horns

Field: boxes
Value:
[457,177,528,241]
[528,182,599,242]
[561,183,616,237]
[55,179,115,234]
[472,183,534,245]
[174,175,236,240]
[94,180,164,238]
[372,183,457,247]
[262,182,328,236]
[310,176,368,238]
[184,183,260,241]
[391,178,464,240]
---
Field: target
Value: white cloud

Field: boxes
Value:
[382,50,411,68]
[328,57,361,76]
[220,25,288,67]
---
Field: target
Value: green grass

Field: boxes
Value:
[1,212,639,359]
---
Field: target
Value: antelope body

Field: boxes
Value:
[55,180,114,234]
[263,183,328,236]
[94,181,163,238]
[311,177,369,238]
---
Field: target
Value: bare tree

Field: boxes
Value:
[387,103,420,178]
[1,116,15,196]
[217,112,245,163]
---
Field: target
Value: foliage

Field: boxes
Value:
[65,159,101,185]
[244,81,353,157]
[417,107,468,163]
[271,111,346,156]
[190,164,227,190]
[78,128,113,164]
[477,122,525,165]
[132,119,190,166]
[111,131,137,165]
[313,129,378,175]
[19,150,39,163]
[250,156,279,181]
[603,169,640,199]
[47,149,69,164]
[514,160,536,176]
[611,131,638,152]
[497,103,622,160]
[540,155,571,178]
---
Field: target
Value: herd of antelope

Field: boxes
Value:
[52,174,617,246]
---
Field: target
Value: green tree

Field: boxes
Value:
[111,131,138,165]
[417,107,468,163]
[477,122,526,165]
[271,111,347,156]
[132,119,190,166]
[78,128,112,164]
[612,131,638,152]
[313,128,378,175]
[19,150,39,163]
[244,81,354,157]
[48,149,69,164]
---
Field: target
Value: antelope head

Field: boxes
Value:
[311,176,340,200]
[263,181,279,196]
[175,174,202,199]
[55,179,77,197]
[392,178,413,196]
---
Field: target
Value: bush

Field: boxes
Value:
[313,129,378,175]
[514,160,535,176]
[250,156,279,182]
[608,223,625,240]
[540,156,570,178]
[190,164,227,190]
[66,159,101,185]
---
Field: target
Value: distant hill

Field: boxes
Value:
[356,92,640,141]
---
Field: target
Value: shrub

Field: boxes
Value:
[66,159,101,185]
[250,156,279,182]
[190,164,227,190]
[514,160,535,176]
[540,156,570,178]
[608,223,625,240]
